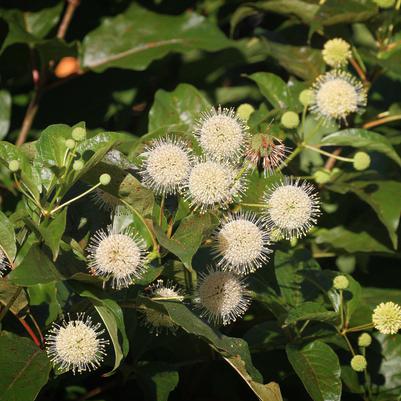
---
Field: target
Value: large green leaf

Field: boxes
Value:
[0,280,28,316]
[0,210,16,264]
[0,331,51,401]
[81,4,231,72]
[329,177,401,248]
[154,212,218,270]
[320,129,401,167]
[286,340,342,401]
[284,302,339,326]
[148,83,210,132]
[8,244,63,286]
[0,90,11,140]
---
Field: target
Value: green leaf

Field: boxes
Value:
[0,280,28,316]
[314,226,394,254]
[286,340,342,401]
[320,129,401,167]
[0,331,51,401]
[81,4,231,72]
[0,210,16,264]
[136,362,179,401]
[285,302,339,326]
[76,287,129,375]
[154,213,218,270]
[8,244,63,286]
[329,177,401,248]
[148,83,210,132]
[38,209,67,261]
[0,90,11,140]
[248,72,296,110]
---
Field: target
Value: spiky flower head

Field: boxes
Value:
[246,133,290,176]
[263,177,320,240]
[141,280,184,335]
[358,333,372,348]
[139,137,193,195]
[310,70,367,123]
[213,212,272,275]
[87,225,148,290]
[91,188,124,214]
[196,267,251,325]
[350,355,367,372]
[184,158,245,213]
[372,302,401,335]
[333,275,349,290]
[45,313,108,374]
[194,106,248,162]
[322,38,352,68]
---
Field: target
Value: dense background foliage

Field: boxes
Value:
[0,1,401,401]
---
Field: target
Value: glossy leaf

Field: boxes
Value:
[286,341,342,401]
[0,90,11,140]
[81,4,231,72]
[285,302,338,326]
[0,210,16,264]
[0,280,28,316]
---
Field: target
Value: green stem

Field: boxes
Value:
[159,196,165,227]
[0,287,23,322]
[50,182,102,215]
[240,203,267,208]
[342,332,356,356]
[303,144,354,162]
[339,289,345,329]
[346,323,374,333]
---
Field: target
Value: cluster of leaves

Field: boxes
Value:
[0,1,401,401]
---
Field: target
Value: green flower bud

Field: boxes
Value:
[8,160,20,172]
[322,38,352,68]
[358,333,372,348]
[336,255,356,274]
[281,111,300,129]
[299,89,314,107]
[236,103,255,121]
[99,173,111,186]
[73,160,84,171]
[65,139,76,149]
[313,169,331,184]
[353,151,371,171]
[373,0,396,8]
[71,127,86,142]
[333,275,349,290]
[350,355,367,372]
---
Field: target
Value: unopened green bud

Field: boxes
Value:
[358,333,372,348]
[8,160,20,172]
[333,275,349,290]
[353,151,371,171]
[73,160,84,171]
[99,173,111,186]
[336,255,356,274]
[313,169,331,184]
[281,111,300,129]
[71,127,86,142]
[237,103,255,121]
[351,355,367,372]
[65,139,76,149]
[299,89,314,107]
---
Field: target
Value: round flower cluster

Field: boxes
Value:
[322,38,352,68]
[372,301,401,335]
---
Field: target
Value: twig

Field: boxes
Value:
[17,316,41,347]
[362,114,401,129]
[29,312,45,344]
[350,57,367,85]
[57,0,81,39]
[77,381,116,401]
[324,148,342,171]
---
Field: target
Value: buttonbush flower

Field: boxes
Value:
[350,355,367,372]
[358,333,372,348]
[195,267,251,325]
[310,70,367,123]
[263,177,320,239]
[322,38,352,68]
[213,212,272,275]
[139,137,193,195]
[45,313,109,374]
[333,275,349,290]
[194,106,248,162]
[372,301,401,335]
[87,225,148,290]
[184,158,245,213]
[142,280,183,335]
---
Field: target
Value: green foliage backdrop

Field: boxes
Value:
[0,1,401,401]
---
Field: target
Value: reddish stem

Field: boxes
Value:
[17,317,41,347]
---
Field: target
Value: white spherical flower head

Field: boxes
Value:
[142,280,184,335]
[139,137,192,195]
[372,301,401,335]
[45,313,109,374]
[213,212,272,275]
[184,159,245,213]
[311,70,367,123]
[87,225,148,290]
[196,267,251,325]
[263,178,320,239]
[322,38,352,68]
[195,106,248,162]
